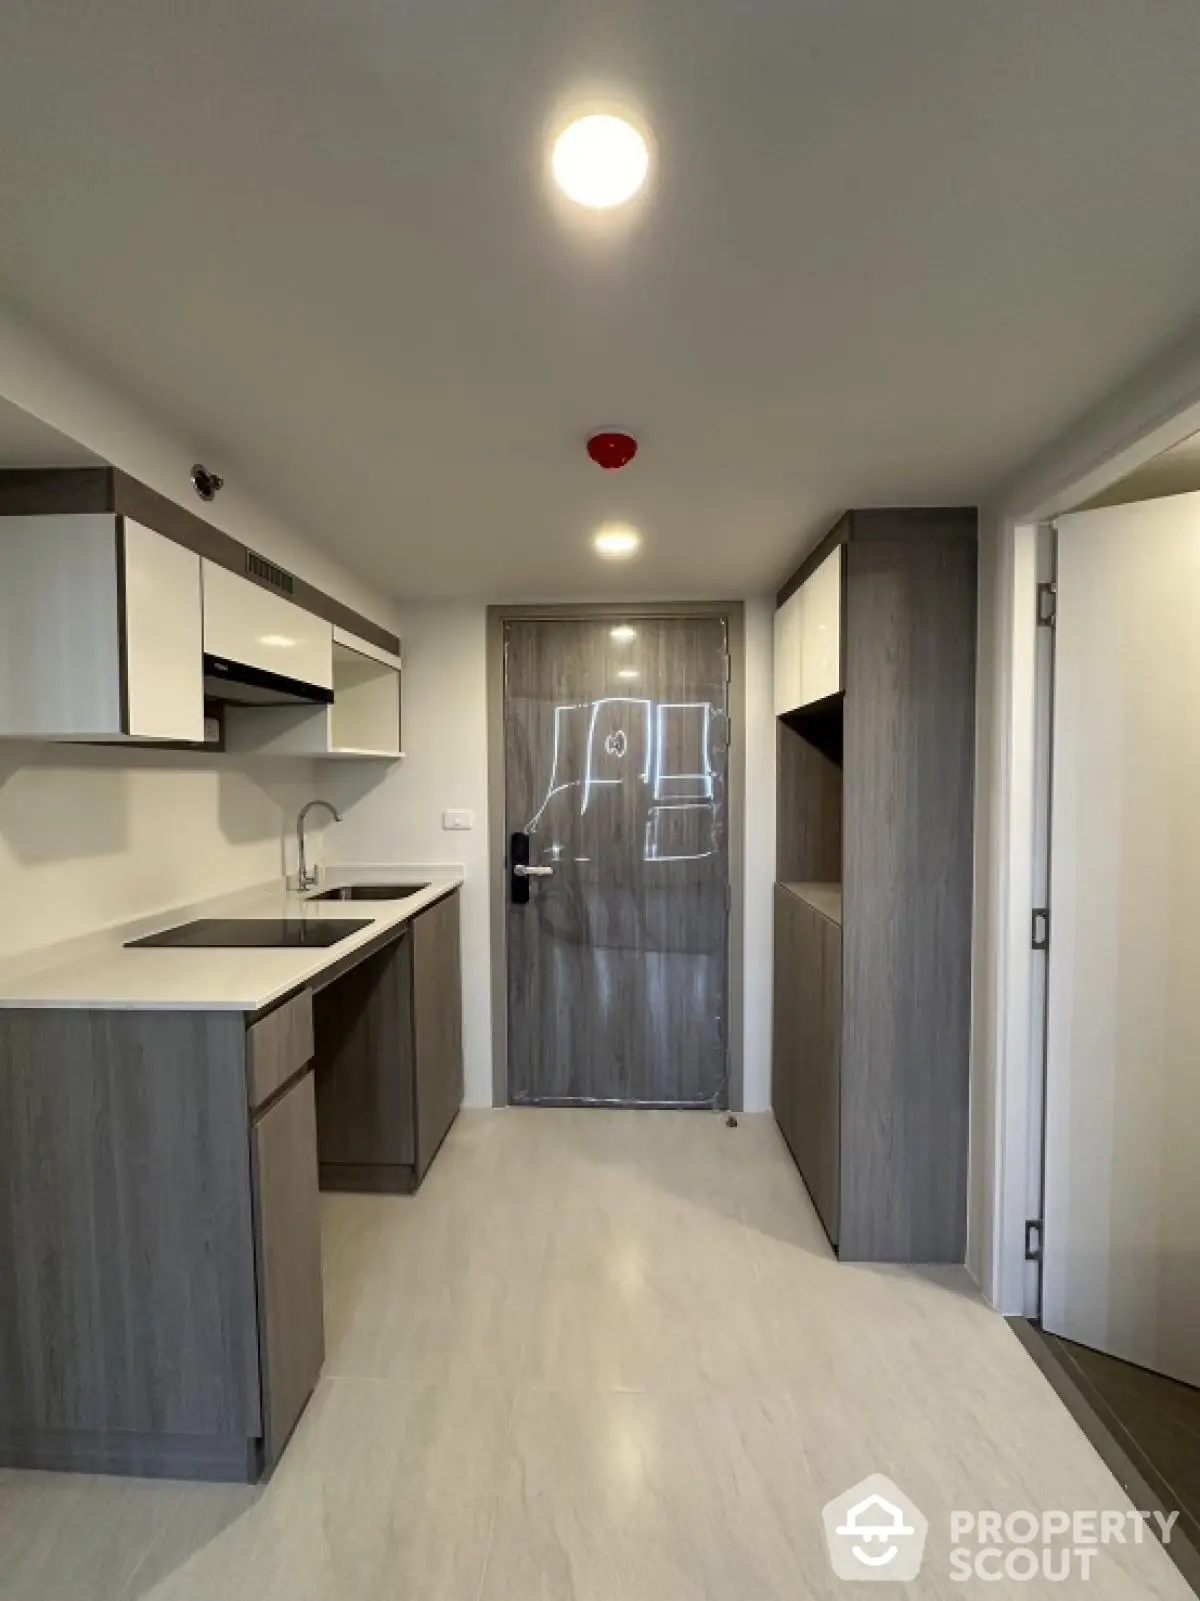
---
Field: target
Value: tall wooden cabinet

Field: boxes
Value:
[772,508,977,1263]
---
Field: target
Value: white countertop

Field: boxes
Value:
[0,866,464,1013]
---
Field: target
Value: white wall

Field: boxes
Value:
[0,745,316,964]
[969,321,1200,1307]
[323,598,778,1111]
[0,306,397,961]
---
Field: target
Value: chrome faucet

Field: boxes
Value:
[295,798,341,891]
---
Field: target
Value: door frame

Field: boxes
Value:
[986,390,1200,1314]
[486,601,746,1110]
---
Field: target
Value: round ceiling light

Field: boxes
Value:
[593,523,642,559]
[552,114,650,209]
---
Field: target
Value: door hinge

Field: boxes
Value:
[1031,907,1050,951]
[1037,582,1057,627]
[1025,1219,1043,1262]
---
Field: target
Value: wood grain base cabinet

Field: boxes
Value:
[0,994,324,1482]
[772,885,841,1246]
[251,1069,325,1469]
[411,890,464,1183]
[314,889,463,1193]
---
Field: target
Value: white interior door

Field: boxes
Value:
[1043,492,1200,1385]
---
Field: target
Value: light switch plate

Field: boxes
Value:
[442,809,475,831]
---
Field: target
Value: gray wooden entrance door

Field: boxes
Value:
[504,615,731,1107]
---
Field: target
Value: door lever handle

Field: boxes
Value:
[514,864,555,878]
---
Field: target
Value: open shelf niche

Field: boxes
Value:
[777,692,842,902]
[226,631,403,761]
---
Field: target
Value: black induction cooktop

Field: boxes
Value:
[126,918,372,949]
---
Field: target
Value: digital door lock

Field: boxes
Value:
[510,832,554,904]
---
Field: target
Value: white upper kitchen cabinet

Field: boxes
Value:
[202,559,333,691]
[0,515,204,742]
[123,519,205,739]
[800,547,842,705]
[773,548,842,715]
[773,587,804,717]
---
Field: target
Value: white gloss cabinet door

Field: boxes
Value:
[799,549,841,705]
[0,514,123,737]
[773,588,804,715]
[773,549,842,715]
[122,519,204,741]
[202,559,333,690]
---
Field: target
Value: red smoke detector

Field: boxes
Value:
[587,430,639,471]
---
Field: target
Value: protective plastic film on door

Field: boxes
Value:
[503,616,730,1108]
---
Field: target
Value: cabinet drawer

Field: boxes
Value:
[246,991,314,1111]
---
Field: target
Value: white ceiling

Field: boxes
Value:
[3,0,1200,600]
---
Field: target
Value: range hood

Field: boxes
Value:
[202,654,334,707]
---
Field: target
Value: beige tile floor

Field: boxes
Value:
[0,1110,1191,1599]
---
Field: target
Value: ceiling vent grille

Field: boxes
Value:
[245,549,295,596]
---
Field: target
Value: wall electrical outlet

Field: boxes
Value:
[442,809,475,831]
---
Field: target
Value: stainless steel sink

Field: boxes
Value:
[306,883,430,902]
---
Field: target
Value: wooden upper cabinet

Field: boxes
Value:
[0,513,203,742]
[202,559,333,691]
[774,548,842,715]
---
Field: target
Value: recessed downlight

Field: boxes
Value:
[593,523,642,559]
[610,625,637,643]
[552,113,650,209]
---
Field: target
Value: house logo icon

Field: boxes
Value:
[822,1474,929,1581]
